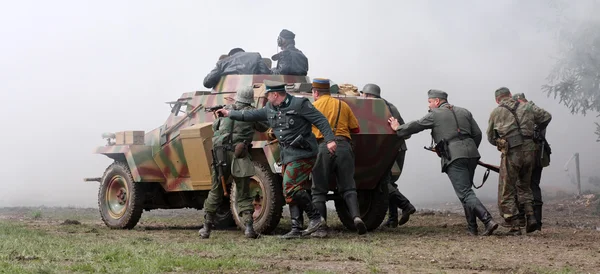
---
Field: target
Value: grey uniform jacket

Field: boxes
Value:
[384,99,408,151]
[395,102,482,172]
[229,94,335,165]
[271,45,309,76]
[203,51,271,88]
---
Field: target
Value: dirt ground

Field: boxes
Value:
[1,193,599,274]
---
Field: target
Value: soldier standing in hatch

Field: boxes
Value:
[360,83,416,228]
[199,86,270,239]
[511,93,551,232]
[216,80,337,239]
[270,29,309,76]
[486,88,551,235]
[388,89,499,236]
[309,78,366,238]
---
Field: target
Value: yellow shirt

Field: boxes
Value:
[311,94,359,140]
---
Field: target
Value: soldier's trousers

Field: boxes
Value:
[387,150,413,210]
[498,149,535,219]
[203,156,254,216]
[446,158,485,211]
[282,157,316,204]
[311,139,356,203]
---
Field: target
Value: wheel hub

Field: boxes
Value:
[105,175,129,219]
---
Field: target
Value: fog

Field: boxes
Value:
[1,0,599,208]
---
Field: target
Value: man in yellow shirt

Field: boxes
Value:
[309,78,366,237]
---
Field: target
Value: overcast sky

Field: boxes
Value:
[1,0,599,208]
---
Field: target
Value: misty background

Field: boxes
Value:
[1,0,599,208]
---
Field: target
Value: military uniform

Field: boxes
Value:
[392,89,498,236]
[199,87,269,239]
[486,88,552,234]
[360,84,416,228]
[227,80,335,238]
[309,78,367,237]
[203,49,271,89]
[271,29,309,76]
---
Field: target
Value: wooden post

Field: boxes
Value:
[575,153,581,196]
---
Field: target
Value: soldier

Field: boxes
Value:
[216,80,337,239]
[512,93,551,231]
[388,89,499,236]
[270,29,309,76]
[199,86,270,239]
[360,83,416,228]
[203,48,271,89]
[309,78,366,238]
[486,88,551,235]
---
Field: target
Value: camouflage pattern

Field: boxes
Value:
[487,97,552,220]
[497,148,536,218]
[282,158,315,204]
[90,74,402,206]
[486,97,552,151]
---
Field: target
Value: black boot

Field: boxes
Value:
[242,211,258,239]
[473,201,498,236]
[280,205,303,239]
[311,201,328,238]
[398,204,416,227]
[525,214,538,233]
[533,205,543,231]
[384,195,399,228]
[344,191,367,235]
[462,204,478,236]
[295,190,323,236]
[199,212,215,239]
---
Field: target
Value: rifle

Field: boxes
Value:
[204,105,226,117]
[424,146,498,189]
[211,148,228,197]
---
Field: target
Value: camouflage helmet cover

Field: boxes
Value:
[235,86,255,104]
[360,83,381,97]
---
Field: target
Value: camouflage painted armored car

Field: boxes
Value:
[85,73,403,234]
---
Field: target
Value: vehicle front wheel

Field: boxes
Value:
[334,184,389,232]
[98,161,145,229]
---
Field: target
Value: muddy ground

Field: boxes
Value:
[1,192,599,273]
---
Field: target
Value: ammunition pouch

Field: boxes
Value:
[505,134,524,148]
[434,139,451,160]
[213,144,232,163]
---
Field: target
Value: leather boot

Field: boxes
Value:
[242,211,258,239]
[280,205,303,239]
[199,212,215,239]
[311,201,328,238]
[344,191,367,235]
[533,205,543,231]
[525,214,538,233]
[398,204,416,226]
[462,204,478,236]
[473,201,498,236]
[384,196,399,228]
[506,216,522,236]
[295,190,323,236]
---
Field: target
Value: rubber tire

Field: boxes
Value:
[98,161,145,229]
[230,161,284,235]
[334,184,390,232]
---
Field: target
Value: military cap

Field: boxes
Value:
[312,78,330,90]
[427,89,448,100]
[512,93,526,100]
[264,80,286,93]
[495,87,511,98]
[279,29,295,40]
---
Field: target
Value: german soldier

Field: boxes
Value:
[486,88,551,235]
[310,78,366,238]
[511,93,551,231]
[361,83,416,228]
[388,89,499,236]
[199,86,270,239]
[216,80,337,239]
[270,29,309,76]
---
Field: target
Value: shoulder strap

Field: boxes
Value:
[332,99,342,135]
[499,101,524,136]
[446,104,461,134]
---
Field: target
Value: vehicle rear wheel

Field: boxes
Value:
[98,161,145,229]
[334,182,389,232]
[230,161,284,234]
